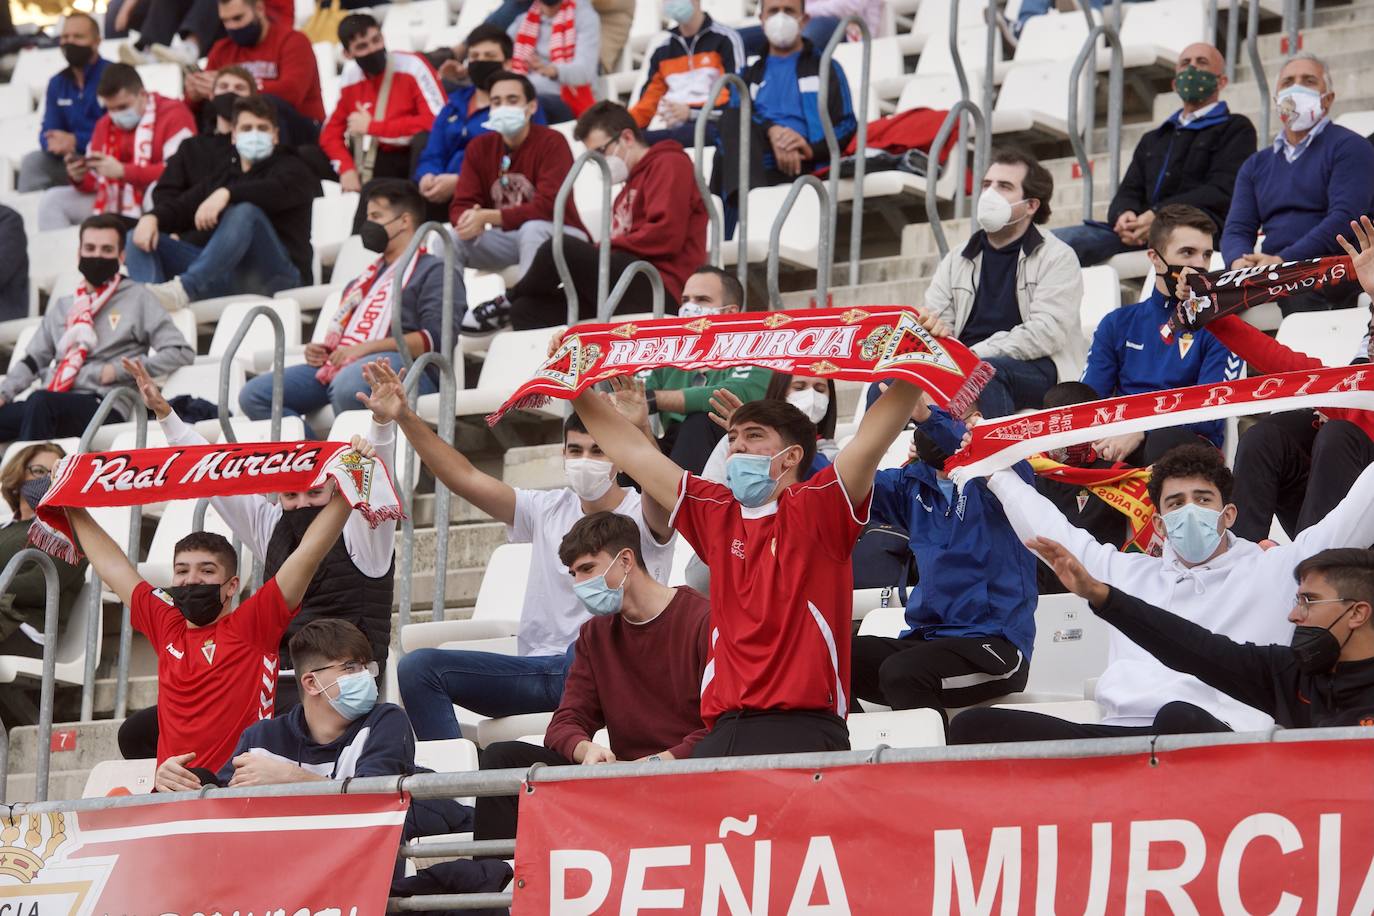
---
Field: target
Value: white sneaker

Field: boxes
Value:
[117,43,148,66]
[147,277,190,312]
[151,36,200,66]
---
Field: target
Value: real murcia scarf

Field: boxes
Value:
[49,275,121,393]
[31,441,404,564]
[93,93,157,219]
[1163,256,1356,340]
[487,306,994,425]
[510,0,594,117]
[947,364,1374,485]
[1028,456,1161,555]
[315,254,420,385]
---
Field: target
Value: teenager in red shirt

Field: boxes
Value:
[64,461,356,786]
[190,0,324,123]
[569,312,942,755]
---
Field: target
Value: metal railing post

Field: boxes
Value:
[78,574,101,721]
[946,0,972,220]
[1248,0,1270,142]
[692,74,750,289]
[1284,0,1299,53]
[1067,11,1124,220]
[553,151,613,326]
[767,175,832,311]
[78,387,144,720]
[1226,0,1240,80]
[598,261,665,322]
[1303,0,1314,28]
[388,223,458,626]
[819,15,871,281]
[980,0,997,186]
[924,101,988,258]
[1206,0,1218,44]
[0,548,61,801]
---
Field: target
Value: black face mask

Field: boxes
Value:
[356,48,387,76]
[227,19,263,47]
[20,477,51,512]
[913,430,949,471]
[1151,252,1194,295]
[466,59,502,91]
[61,43,94,70]
[167,583,226,627]
[359,216,401,253]
[78,255,121,288]
[1290,603,1356,675]
[211,92,241,125]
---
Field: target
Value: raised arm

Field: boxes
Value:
[274,491,353,609]
[357,359,517,526]
[834,380,924,507]
[571,387,684,511]
[65,507,142,607]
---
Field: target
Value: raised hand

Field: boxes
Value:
[356,358,410,422]
[707,387,744,431]
[348,433,376,459]
[1336,215,1374,302]
[1025,536,1109,606]
[122,357,172,419]
[607,375,650,430]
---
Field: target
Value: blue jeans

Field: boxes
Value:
[398,645,575,740]
[1053,221,1142,268]
[737,16,841,56]
[978,355,1059,418]
[239,351,437,421]
[481,0,530,31]
[123,203,301,300]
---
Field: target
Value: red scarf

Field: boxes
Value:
[510,0,594,118]
[489,306,992,425]
[32,441,404,564]
[1165,255,1356,341]
[49,275,120,393]
[1028,455,1161,555]
[93,94,157,218]
[315,254,420,385]
[947,364,1374,484]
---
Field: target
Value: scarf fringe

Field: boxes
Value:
[485,393,551,428]
[356,502,406,528]
[27,520,82,565]
[945,359,996,418]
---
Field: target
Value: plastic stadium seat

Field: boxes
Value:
[1336,110,1374,138]
[453,0,503,40]
[203,298,304,374]
[1078,264,1122,347]
[913,27,995,82]
[281,234,370,313]
[82,758,156,798]
[1012,10,1092,66]
[830,35,900,110]
[857,605,905,638]
[161,359,248,414]
[10,47,65,104]
[416,326,569,423]
[415,737,479,774]
[188,292,276,327]
[28,226,80,296]
[1118,0,1206,69]
[0,577,101,689]
[400,543,531,651]
[137,499,247,586]
[1275,308,1369,368]
[1105,249,1151,281]
[313,193,362,269]
[476,712,553,748]
[991,59,1092,137]
[314,42,341,115]
[847,709,946,749]
[135,63,184,99]
[903,0,984,55]
[896,73,973,114]
[380,0,451,52]
[1020,593,1111,701]
[0,84,32,119]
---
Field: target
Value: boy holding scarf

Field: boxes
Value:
[506,0,599,124]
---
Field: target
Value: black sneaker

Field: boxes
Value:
[461,295,512,336]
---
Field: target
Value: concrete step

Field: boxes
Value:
[8,718,124,776]
[5,769,92,803]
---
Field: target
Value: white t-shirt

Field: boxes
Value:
[509,487,675,657]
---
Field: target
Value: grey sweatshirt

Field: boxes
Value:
[0,280,195,403]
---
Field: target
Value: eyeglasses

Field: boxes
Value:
[307,660,379,677]
[26,465,53,477]
[593,138,617,157]
[1292,595,1354,622]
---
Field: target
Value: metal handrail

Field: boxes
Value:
[980,0,997,191]
[767,175,832,311]
[396,351,458,627]
[1207,0,1219,44]
[77,386,144,719]
[1226,0,1240,80]
[389,221,459,371]
[1248,0,1270,142]
[0,548,61,801]
[942,0,978,219]
[598,260,665,323]
[553,150,613,326]
[216,306,285,447]
[692,73,750,288]
[1284,0,1298,57]
[1304,0,1314,28]
[1066,6,1125,219]
[924,100,988,258]
[818,15,871,281]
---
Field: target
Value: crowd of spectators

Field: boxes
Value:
[5,6,1374,911]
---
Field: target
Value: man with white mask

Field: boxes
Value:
[358,361,676,738]
[924,147,1084,418]
[1221,51,1374,315]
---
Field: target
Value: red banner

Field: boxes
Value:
[1,792,407,914]
[513,738,1374,914]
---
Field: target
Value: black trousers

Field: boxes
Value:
[1127,426,1213,466]
[659,411,726,476]
[690,709,850,758]
[0,391,122,442]
[948,700,1234,745]
[508,237,675,330]
[851,634,1029,724]
[117,704,160,759]
[472,740,571,843]
[133,0,223,51]
[1232,412,1374,542]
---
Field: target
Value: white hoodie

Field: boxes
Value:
[987,460,1374,728]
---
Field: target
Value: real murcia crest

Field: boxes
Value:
[873,311,960,373]
[201,637,216,665]
[539,336,602,390]
[762,313,793,329]
[0,810,117,912]
[338,450,373,502]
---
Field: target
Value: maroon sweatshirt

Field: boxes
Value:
[610,140,708,304]
[544,587,711,761]
[449,124,586,235]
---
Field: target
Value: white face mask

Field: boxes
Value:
[606,153,629,185]
[763,11,801,48]
[679,302,724,319]
[975,187,1026,234]
[787,388,829,425]
[565,457,614,501]
[1276,85,1326,133]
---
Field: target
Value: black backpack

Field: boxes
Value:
[851,520,918,607]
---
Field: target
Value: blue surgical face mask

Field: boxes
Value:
[571,550,630,616]
[1162,502,1225,564]
[725,446,796,508]
[664,0,695,23]
[109,105,143,131]
[484,105,528,136]
[234,129,274,163]
[326,670,378,721]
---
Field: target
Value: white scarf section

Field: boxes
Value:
[49,276,121,393]
[315,253,420,384]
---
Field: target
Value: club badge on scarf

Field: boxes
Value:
[1028,456,1161,555]
[947,364,1374,485]
[487,306,994,426]
[31,441,404,564]
[1162,256,1355,340]
[49,275,121,393]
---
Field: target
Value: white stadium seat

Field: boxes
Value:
[847,709,946,750]
[0,577,101,690]
[1079,264,1123,347]
[83,758,156,798]
[1020,593,1112,702]
[400,542,531,652]
[416,326,569,423]
[1118,0,1207,69]
[1275,308,1369,368]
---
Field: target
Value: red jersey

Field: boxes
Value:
[670,465,870,727]
[206,22,324,122]
[131,579,296,771]
[320,51,446,177]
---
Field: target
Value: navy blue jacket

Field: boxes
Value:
[413,84,546,180]
[215,701,416,785]
[0,205,27,322]
[869,408,1037,660]
[39,57,110,154]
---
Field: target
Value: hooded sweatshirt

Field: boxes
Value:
[610,139,707,303]
[206,21,325,122]
[985,459,1374,727]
